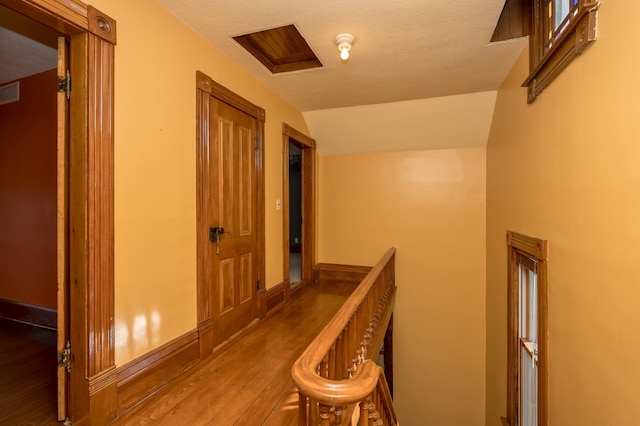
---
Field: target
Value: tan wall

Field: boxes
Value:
[304,91,498,156]
[0,70,57,309]
[485,3,640,424]
[318,147,486,426]
[89,0,310,365]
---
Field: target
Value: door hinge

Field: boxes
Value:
[58,70,71,100]
[255,137,259,150]
[57,340,71,372]
[256,279,260,290]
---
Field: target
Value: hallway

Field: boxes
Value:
[111,279,357,425]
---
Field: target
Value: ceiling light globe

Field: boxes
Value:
[340,47,349,61]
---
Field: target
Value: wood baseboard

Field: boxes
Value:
[0,298,56,329]
[89,367,118,424]
[314,263,372,283]
[116,329,199,415]
[266,281,287,314]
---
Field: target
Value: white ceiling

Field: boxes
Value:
[0,27,57,84]
[0,5,57,85]
[156,0,527,112]
[0,1,527,111]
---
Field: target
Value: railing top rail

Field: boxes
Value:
[291,247,396,404]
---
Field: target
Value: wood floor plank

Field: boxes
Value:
[111,280,357,425]
[0,318,58,425]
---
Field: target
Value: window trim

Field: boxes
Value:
[506,231,548,426]
[523,0,600,103]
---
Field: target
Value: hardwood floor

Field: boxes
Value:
[111,280,357,425]
[0,318,58,425]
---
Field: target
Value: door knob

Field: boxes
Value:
[209,226,225,242]
[210,227,225,254]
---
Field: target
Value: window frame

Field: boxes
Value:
[506,231,548,426]
[523,0,600,103]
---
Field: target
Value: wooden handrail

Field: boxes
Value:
[292,248,398,425]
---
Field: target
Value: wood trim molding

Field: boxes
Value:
[300,146,315,285]
[1,0,88,33]
[87,5,116,44]
[68,28,117,425]
[314,263,373,283]
[256,117,267,319]
[85,31,115,379]
[195,88,213,355]
[196,71,266,122]
[196,318,213,361]
[523,0,599,102]
[283,123,316,149]
[116,330,199,415]
[506,231,548,426]
[507,231,548,260]
[265,282,287,314]
[0,1,117,424]
[282,123,316,287]
[0,298,57,329]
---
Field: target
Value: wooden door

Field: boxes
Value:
[56,35,69,422]
[208,97,258,347]
[282,124,316,293]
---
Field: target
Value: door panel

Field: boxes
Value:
[239,129,252,235]
[209,97,258,347]
[239,253,252,303]
[219,258,234,314]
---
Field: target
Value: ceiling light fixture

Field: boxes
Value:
[335,33,354,62]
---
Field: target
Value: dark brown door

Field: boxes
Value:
[208,97,258,347]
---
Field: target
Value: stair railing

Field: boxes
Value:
[292,248,398,426]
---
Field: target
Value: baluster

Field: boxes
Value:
[299,393,307,426]
[374,387,381,422]
[329,343,336,380]
[336,332,344,379]
[334,406,344,425]
[310,399,318,425]
[321,354,328,378]
[370,290,375,314]
[348,318,356,371]
[319,404,332,426]
[359,397,371,426]
[368,403,378,425]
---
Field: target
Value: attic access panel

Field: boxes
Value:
[233,24,322,74]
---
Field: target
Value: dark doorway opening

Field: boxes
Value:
[288,143,302,285]
[0,5,61,423]
[282,124,316,300]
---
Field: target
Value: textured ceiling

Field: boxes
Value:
[0,27,57,84]
[1,2,527,110]
[0,5,58,85]
[156,0,527,111]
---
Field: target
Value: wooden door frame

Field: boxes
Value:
[0,1,117,424]
[282,123,316,299]
[195,71,267,358]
